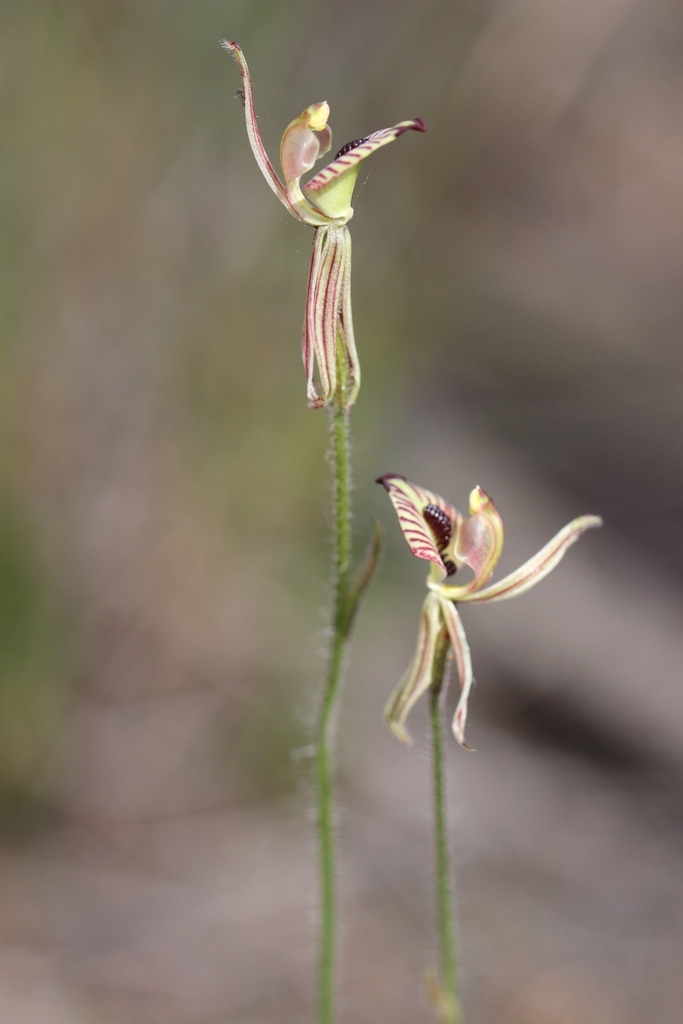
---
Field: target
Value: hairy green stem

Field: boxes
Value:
[429,633,463,1024]
[315,349,352,1024]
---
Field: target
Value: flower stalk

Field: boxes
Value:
[315,342,382,1023]
[315,345,352,1024]
[428,634,462,1024]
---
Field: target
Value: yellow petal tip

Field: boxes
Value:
[307,101,330,130]
[387,720,413,746]
[469,485,493,514]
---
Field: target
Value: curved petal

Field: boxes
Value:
[439,599,475,750]
[280,103,330,185]
[439,486,505,599]
[460,514,603,603]
[376,474,462,575]
[429,487,504,599]
[384,594,443,745]
[305,118,426,221]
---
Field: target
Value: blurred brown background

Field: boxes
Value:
[1,0,683,1021]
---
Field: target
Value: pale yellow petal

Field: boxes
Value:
[461,514,603,603]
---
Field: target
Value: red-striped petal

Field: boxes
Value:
[305,119,426,192]
[377,475,462,575]
[303,119,426,222]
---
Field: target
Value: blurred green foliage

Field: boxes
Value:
[0,491,68,832]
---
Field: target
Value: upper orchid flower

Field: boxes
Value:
[377,474,602,749]
[222,41,425,408]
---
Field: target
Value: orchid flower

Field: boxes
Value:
[377,474,602,749]
[222,41,426,408]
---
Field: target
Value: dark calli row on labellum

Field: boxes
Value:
[222,41,426,408]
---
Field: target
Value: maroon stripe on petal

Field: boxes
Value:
[305,119,426,192]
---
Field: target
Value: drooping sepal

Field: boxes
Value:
[376,474,462,576]
[302,226,358,408]
[384,593,443,745]
[460,514,603,604]
[438,598,475,750]
[305,118,427,221]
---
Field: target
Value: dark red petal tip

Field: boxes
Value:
[375,473,407,489]
[395,118,427,136]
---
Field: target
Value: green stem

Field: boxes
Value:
[315,353,352,1024]
[429,633,463,1024]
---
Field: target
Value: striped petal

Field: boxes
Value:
[384,593,443,745]
[305,118,426,221]
[438,598,475,750]
[376,474,462,576]
[459,514,603,604]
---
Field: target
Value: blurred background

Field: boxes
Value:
[1,0,683,1021]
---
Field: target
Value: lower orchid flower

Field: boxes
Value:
[222,41,425,408]
[377,474,602,749]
